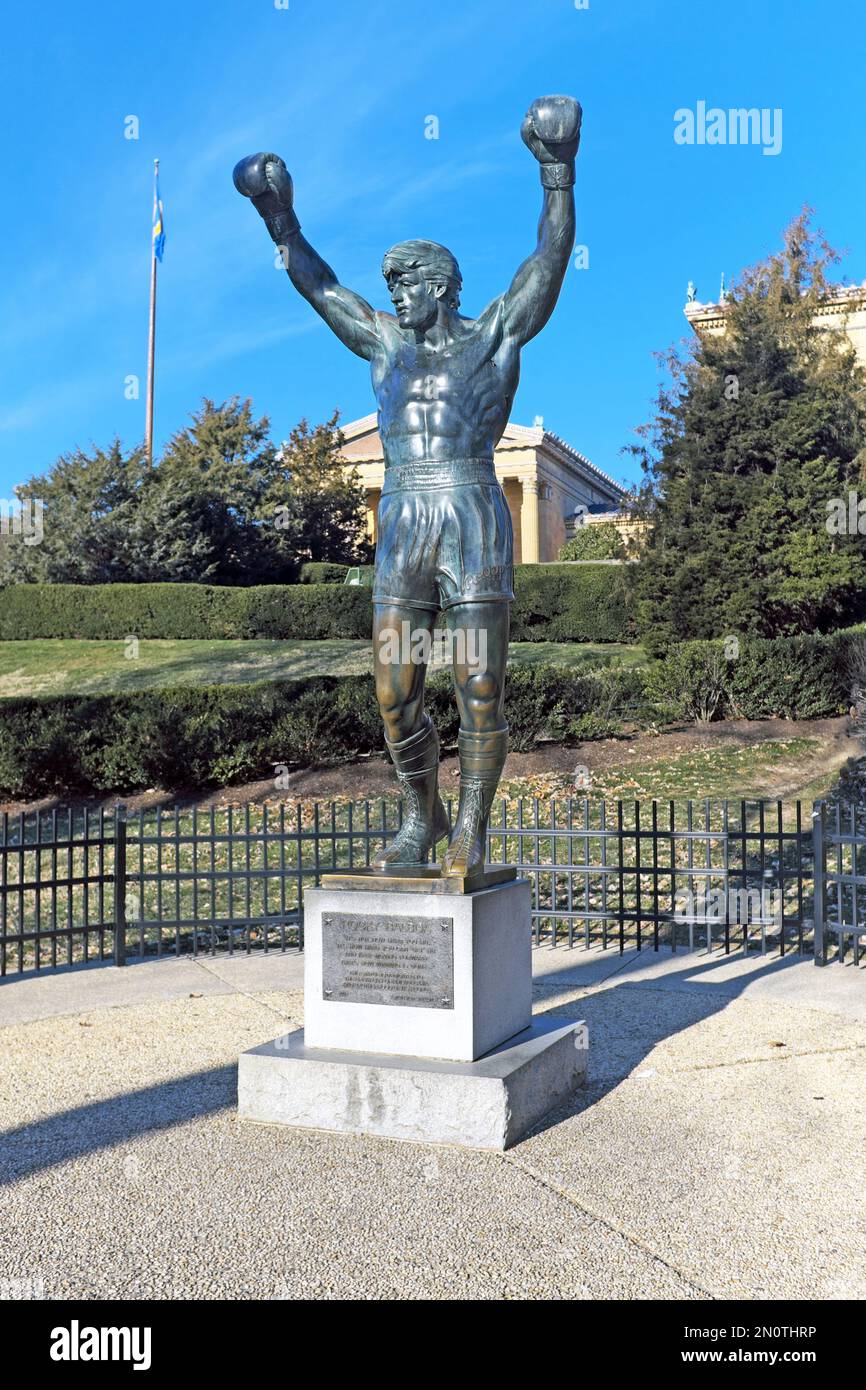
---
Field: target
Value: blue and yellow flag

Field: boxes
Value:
[152,166,165,262]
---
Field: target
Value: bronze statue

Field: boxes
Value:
[234,96,580,877]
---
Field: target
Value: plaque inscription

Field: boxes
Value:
[321,913,454,1009]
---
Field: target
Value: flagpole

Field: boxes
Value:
[145,157,159,467]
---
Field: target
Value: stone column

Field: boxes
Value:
[521,478,540,564]
[502,479,523,564]
[365,489,380,543]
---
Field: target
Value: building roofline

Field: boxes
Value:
[684,280,866,323]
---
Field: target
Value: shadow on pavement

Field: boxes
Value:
[523,948,812,1140]
[0,1064,236,1187]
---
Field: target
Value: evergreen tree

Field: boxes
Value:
[0,400,371,585]
[139,396,280,583]
[260,412,372,571]
[0,440,150,584]
[630,212,866,650]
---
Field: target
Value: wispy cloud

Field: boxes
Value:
[162,318,318,373]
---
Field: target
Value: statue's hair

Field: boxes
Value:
[381,239,462,309]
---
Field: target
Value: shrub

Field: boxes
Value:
[0,567,633,643]
[0,677,387,799]
[299,562,349,584]
[511,564,635,642]
[0,583,372,641]
[504,665,646,751]
[643,641,729,724]
[0,583,237,640]
[0,662,647,799]
[726,632,854,720]
[238,585,372,639]
[642,629,860,724]
[556,669,646,743]
[503,665,572,751]
[558,520,625,562]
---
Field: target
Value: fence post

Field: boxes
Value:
[812,801,826,967]
[114,803,127,967]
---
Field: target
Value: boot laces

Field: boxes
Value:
[396,774,425,836]
[451,781,486,857]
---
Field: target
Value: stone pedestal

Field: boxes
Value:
[238,1018,588,1151]
[304,878,531,1062]
[237,873,588,1150]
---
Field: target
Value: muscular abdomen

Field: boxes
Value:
[375,357,515,467]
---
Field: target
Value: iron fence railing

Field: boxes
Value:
[0,807,122,974]
[0,797,861,976]
[813,801,866,966]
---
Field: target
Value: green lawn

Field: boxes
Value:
[0,638,647,698]
[501,737,828,805]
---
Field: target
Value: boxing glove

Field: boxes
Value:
[233,152,300,236]
[521,96,582,188]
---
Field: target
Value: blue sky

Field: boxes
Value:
[1,0,864,497]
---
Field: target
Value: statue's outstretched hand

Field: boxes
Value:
[233,153,298,230]
[521,97,582,187]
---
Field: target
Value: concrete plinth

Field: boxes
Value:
[238,1018,588,1151]
[303,879,532,1062]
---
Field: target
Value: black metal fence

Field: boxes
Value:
[0,807,122,974]
[813,802,866,966]
[0,797,861,976]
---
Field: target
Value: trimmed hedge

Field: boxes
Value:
[0,628,858,798]
[726,632,857,720]
[511,564,635,642]
[0,666,637,799]
[0,583,372,641]
[0,566,635,643]
[645,629,861,723]
[299,562,350,584]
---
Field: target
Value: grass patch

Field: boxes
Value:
[0,638,646,697]
[500,738,828,804]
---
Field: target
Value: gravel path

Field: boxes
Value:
[1,948,864,1300]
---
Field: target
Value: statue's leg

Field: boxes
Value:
[441,600,510,876]
[371,601,450,867]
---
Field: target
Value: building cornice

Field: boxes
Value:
[684,282,866,332]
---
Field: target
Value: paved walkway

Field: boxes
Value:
[1,945,864,1300]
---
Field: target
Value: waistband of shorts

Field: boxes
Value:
[381,458,497,493]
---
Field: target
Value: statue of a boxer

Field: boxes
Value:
[234,96,580,876]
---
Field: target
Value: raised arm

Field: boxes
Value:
[233,153,379,361]
[502,97,581,346]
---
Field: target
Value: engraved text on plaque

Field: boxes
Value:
[322,913,454,1009]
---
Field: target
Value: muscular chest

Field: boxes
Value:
[372,342,504,420]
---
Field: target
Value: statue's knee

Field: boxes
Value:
[464,669,502,719]
[375,673,420,740]
[376,684,405,728]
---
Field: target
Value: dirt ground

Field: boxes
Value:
[2,716,860,816]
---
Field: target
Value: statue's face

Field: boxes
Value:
[384,266,443,330]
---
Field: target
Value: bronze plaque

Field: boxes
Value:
[321,913,454,1009]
